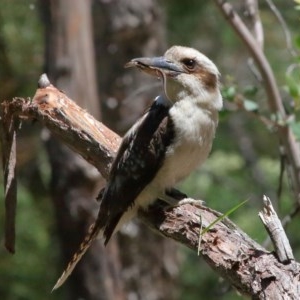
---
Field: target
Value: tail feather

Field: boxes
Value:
[52,223,102,291]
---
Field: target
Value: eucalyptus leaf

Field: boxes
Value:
[285,75,300,98]
[243,99,259,111]
[222,86,236,101]
[290,122,300,141]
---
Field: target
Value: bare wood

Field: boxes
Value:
[2,80,121,177]
[1,80,300,298]
[259,195,294,263]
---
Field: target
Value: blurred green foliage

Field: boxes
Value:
[0,1,61,299]
[0,184,62,300]
[0,0,43,99]
[1,0,300,299]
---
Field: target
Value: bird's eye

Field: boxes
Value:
[182,58,196,70]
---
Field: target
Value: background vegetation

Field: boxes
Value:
[1,1,300,299]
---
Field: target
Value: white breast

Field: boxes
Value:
[154,99,218,188]
[131,98,219,211]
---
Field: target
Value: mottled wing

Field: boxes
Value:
[99,101,174,244]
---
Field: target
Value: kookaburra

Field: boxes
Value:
[53,45,223,290]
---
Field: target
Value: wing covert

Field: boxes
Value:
[99,101,174,243]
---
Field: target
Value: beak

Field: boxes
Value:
[125,56,185,76]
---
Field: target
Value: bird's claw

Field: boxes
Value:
[177,198,206,208]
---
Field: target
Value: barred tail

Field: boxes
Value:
[52,223,103,291]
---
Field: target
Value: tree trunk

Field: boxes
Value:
[39,0,180,299]
[92,1,180,299]
[39,0,125,299]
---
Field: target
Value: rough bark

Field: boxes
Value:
[1,81,300,299]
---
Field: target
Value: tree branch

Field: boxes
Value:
[1,105,18,253]
[213,0,300,200]
[245,0,264,49]
[259,195,294,263]
[1,78,300,299]
[265,0,298,58]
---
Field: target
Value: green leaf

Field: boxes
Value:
[197,199,248,254]
[285,75,300,99]
[218,109,231,121]
[295,36,300,49]
[243,99,259,111]
[200,199,248,236]
[290,122,300,141]
[222,86,236,101]
[243,85,258,97]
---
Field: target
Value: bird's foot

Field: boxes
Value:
[158,188,186,206]
[165,188,187,201]
[177,198,206,208]
[160,188,206,208]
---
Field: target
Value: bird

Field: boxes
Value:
[52,45,223,290]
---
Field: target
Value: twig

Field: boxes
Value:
[277,149,286,200]
[244,0,264,81]
[265,0,298,58]
[247,57,263,82]
[213,0,300,202]
[259,195,294,263]
[245,0,264,49]
[281,202,300,228]
[263,197,300,250]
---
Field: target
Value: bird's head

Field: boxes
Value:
[125,45,222,110]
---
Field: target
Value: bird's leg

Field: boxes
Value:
[165,188,187,201]
[160,188,206,208]
[158,188,186,206]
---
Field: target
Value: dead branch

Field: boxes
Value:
[1,105,18,253]
[1,78,300,299]
[259,195,294,263]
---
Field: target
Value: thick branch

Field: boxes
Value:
[139,203,300,299]
[1,81,300,299]
[6,80,121,177]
